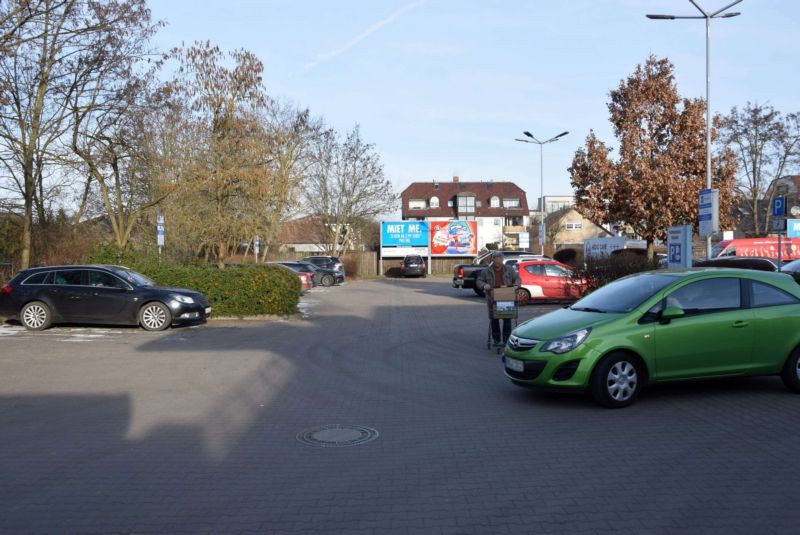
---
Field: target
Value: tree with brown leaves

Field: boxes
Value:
[569,56,737,258]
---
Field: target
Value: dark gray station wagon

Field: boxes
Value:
[0,265,210,331]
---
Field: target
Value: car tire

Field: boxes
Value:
[780,347,800,393]
[590,352,642,408]
[21,301,52,331]
[321,274,334,287]
[516,288,531,306]
[139,302,171,331]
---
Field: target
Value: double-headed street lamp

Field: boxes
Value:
[647,0,742,259]
[516,130,568,255]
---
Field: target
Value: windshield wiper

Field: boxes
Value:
[570,306,607,313]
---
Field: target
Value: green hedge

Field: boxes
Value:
[89,244,300,316]
[145,265,300,317]
[571,254,660,294]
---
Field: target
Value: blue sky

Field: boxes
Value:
[149,1,800,211]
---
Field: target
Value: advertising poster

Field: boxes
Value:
[429,220,477,256]
[381,221,429,246]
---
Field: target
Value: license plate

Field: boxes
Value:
[505,357,524,373]
[205,307,211,315]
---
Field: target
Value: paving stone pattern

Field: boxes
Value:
[1,278,798,534]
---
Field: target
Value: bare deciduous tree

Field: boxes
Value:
[719,103,800,236]
[0,0,154,267]
[306,125,397,257]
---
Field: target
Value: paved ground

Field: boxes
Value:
[1,277,799,534]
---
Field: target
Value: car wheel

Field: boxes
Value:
[516,288,531,306]
[321,274,334,287]
[21,301,52,331]
[590,352,642,408]
[139,302,171,331]
[780,347,800,393]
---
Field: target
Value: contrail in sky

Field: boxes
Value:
[302,0,427,71]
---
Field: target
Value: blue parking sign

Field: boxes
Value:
[773,196,786,217]
[669,244,681,263]
[667,225,692,269]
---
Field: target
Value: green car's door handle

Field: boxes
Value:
[732,321,749,328]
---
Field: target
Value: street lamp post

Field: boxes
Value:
[647,0,742,259]
[515,130,568,255]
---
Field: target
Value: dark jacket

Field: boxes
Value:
[476,264,520,292]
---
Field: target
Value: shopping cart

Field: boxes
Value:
[486,286,519,354]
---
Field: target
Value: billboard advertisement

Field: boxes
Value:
[430,220,477,256]
[381,221,429,247]
[788,219,800,238]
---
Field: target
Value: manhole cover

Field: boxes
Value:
[297,425,379,447]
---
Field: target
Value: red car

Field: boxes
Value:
[516,259,585,305]
[268,262,313,294]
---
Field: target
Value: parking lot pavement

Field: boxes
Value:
[2,277,800,533]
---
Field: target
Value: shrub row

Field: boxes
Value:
[89,244,300,317]
[569,253,660,293]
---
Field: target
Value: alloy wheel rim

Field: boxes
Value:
[606,361,638,401]
[796,358,800,381]
[142,305,166,329]
[23,305,46,328]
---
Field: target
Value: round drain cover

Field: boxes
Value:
[297,425,379,447]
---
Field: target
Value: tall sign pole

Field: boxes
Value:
[156,213,165,260]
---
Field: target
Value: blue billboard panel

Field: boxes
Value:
[381,221,429,246]
[788,219,800,238]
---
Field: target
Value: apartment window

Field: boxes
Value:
[548,201,571,213]
[457,195,475,214]
[490,196,500,208]
[430,196,439,208]
[565,221,583,231]
[503,198,520,208]
[409,199,426,210]
[448,199,454,207]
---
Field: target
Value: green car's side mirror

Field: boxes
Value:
[660,306,685,324]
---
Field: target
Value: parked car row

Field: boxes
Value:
[271,256,345,289]
[0,256,345,331]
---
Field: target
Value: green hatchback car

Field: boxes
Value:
[503,269,800,408]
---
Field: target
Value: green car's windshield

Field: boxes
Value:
[571,273,678,313]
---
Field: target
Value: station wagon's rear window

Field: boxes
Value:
[54,270,83,285]
[22,272,50,285]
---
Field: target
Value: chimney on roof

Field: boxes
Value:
[453,176,459,183]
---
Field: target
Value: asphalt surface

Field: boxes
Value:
[1,277,799,534]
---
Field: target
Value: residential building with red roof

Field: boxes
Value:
[400,176,530,250]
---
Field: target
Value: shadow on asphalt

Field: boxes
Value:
[3,277,798,532]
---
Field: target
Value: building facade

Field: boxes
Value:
[400,177,530,250]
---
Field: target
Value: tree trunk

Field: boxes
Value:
[217,240,226,269]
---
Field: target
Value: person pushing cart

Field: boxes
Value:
[477,251,521,349]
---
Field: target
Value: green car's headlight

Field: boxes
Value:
[541,328,591,354]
